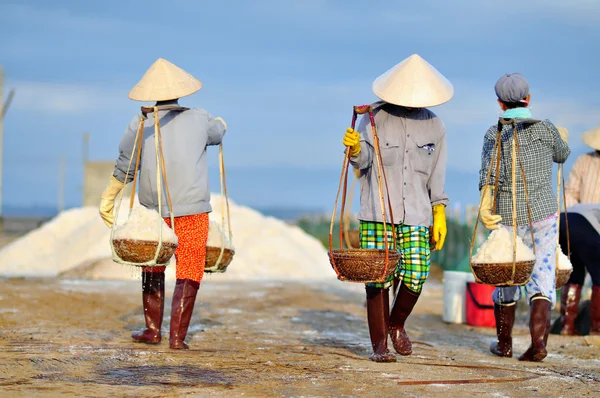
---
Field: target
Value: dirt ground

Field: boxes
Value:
[0,275,598,398]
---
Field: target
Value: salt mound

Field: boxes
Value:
[113,206,178,244]
[471,226,536,264]
[557,245,572,270]
[0,194,336,281]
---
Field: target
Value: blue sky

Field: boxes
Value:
[1,0,599,214]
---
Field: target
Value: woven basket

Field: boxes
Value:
[329,249,400,283]
[112,239,177,266]
[555,268,572,290]
[205,246,235,273]
[471,260,535,286]
[346,230,360,249]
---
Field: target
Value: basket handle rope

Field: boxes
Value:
[205,143,233,272]
[469,118,537,286]
[555,163,571,272]
[329,105,397,281]
[110,107,176,266]
[342,171,358,249]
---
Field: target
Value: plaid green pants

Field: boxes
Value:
[360,221,431,293]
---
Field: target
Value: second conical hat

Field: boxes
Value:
[128,58,202,102]
[372,54,454,108]
[582,126,600,151]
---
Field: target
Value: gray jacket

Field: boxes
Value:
[350,102,449,226]
[113,103,226,217]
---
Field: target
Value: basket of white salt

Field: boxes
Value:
[555,246,572,289]
[205,220,235,273]
[109,105,179,267]
[205,143,235,273]
[112,206,178,265]
[470,227,536,286]
[329,105,400,283]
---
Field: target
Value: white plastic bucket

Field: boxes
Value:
[442,270,476,324]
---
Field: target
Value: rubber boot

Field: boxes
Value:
[519,295,551,362]
[559,284,582,336]
[131,272,165,344]
[169,279,200,349]
[489,303,516,357]
[591,286,600,336]
[365,287,396,363]
[389,283,420,356]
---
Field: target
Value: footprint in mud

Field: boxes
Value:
[291,310,370,357]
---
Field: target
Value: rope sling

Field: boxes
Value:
[469,118,538,286]
[555,163,572,288]
[204,143,235,273]
[111,106,176,266]
[110,105,234,270]
[328,105,400,283]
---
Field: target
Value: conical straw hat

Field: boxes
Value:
[582,125,600,151]
[372,54,454,108]
[128,58,202,102]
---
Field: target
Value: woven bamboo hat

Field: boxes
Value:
[582,126,600,150]
[128,58,202,101]
[372,54,454,108]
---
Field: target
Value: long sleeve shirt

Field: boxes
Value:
[478,119,570,226]
[113,102,226,217]
[565,151,600,207]
[350,102,449,227]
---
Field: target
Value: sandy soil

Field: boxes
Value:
[0,276,598,397]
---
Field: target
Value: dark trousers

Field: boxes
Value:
[560,213,600,286]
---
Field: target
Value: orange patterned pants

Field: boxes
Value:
[143,213,209,283]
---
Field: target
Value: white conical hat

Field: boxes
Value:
[582,126,600,151]
[128,58,202,102]
[372,54,454,108]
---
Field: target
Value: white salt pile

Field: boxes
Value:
[557,245,572,270]
[113,206,178,244]
[0,194,336,281]
[207,220,234,251]
[471,226,536,264]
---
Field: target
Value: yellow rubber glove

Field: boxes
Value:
[432,204,447,251]
[99,175,125,228]
[342,127,361,157]
[557,126,568,143]
[479,185,502,230]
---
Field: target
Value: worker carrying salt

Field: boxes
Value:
[342,54,451,362]
[556,126,600,336]
[479,73,570,361]
[99,58,227,349]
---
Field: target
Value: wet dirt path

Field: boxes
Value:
[0,278,598,397]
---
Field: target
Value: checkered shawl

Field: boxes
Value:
[478,118,570,226]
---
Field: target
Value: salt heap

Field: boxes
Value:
[0,194,336,281]
[557,245,572,270]
[471,226,536,264]
[113,206,178,244]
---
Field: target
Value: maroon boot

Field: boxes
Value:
[519,295,551,362]
[132,272,165,344]
[559,284,582,336]
[490,303,516,357]
[591,286,600,335]
[389,283,420,356]
[169,279,200,349]
[365,287,396,362]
